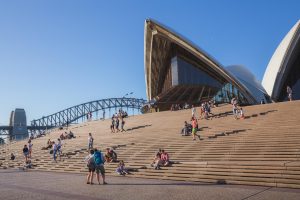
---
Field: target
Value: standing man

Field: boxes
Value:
[52,141,57,162]
[94,148,107,185]
[121,117,126,132]
[103,111,105,120]
[287,86,293,101]
[88,133,94,150]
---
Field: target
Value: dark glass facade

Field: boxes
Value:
[226,65,272,104]
[155,56,224,109]
[278,54,300,101]
[213,83,249,105]
[155,56,257,108]
[171,57,222,88]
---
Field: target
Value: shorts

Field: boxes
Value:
[192,128,197,135]
[95,165,105,175]
[24,152,29,157]
[88,167,95,172]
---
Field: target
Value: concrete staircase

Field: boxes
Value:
[1,101,300,188]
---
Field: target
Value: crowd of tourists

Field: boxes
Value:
[181,98,248,140]
[231,97,245,120]
[14,89,297,183]
[60,131,76,140]
[110,110,127,133]
[170,102,190,111]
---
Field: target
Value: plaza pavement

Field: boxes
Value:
[0,169,300,200]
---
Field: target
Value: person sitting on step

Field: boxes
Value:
[116,160,129,175]
[11,153,15,160]
[41,139,53,150]
[181,121,192,136]
[67,131,76,139]
[151,153,163,170]
[105,148,118,163]
[22,160,33,171]
[161,149,170,166]
[60,133,65,140]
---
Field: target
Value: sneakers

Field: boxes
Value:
[103,182,108,185]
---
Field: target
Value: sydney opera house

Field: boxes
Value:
[144,19,300,110]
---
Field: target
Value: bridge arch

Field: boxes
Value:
[31,98,147,128]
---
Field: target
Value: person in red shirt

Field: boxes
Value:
[161,149,170,166]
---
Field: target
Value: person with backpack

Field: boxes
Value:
[85,149,95,184]
[94,148,107,185]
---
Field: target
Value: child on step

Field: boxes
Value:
[116,160,129,175]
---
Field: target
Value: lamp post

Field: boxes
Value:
[122,93,129,98]
[122,92,134,115]
[122,92,133,99]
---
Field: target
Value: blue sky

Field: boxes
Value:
[0,0,299,124]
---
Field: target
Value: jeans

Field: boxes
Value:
[53,150,57,161]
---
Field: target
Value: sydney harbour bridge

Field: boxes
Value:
[0,98,147,142]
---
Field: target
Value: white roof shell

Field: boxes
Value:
[262,20,300,99]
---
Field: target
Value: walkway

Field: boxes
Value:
[0,170,300,200]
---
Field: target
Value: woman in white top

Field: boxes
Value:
[191,105,196,117]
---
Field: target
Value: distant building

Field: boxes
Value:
[9,108,28,140]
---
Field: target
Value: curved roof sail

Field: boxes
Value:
[262,20,300,100]
[144,19,259,104]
